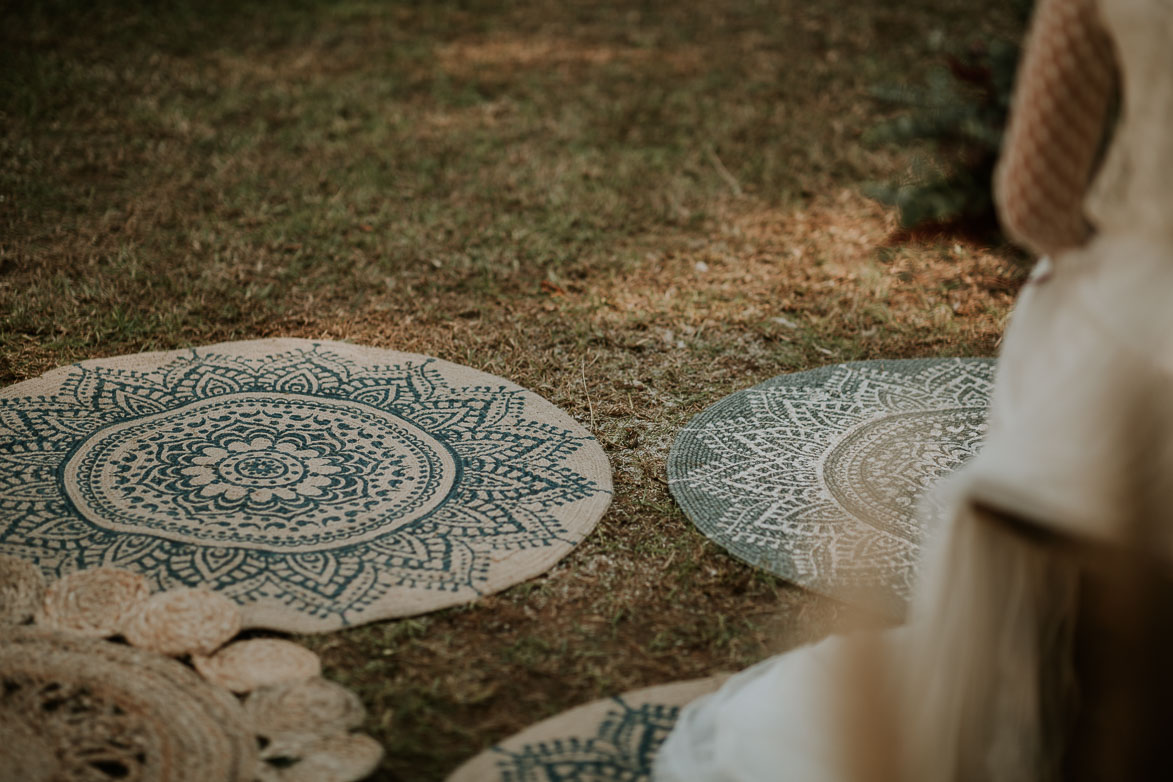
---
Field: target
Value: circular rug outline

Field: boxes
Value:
[446,676,727,782]
[668,357,995,610]
[0,338,613,633]
[0,626,258,781]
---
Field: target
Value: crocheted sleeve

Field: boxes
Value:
[994,0,1117,258]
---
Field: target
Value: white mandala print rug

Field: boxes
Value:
[0,339,612,633]
[668,358,995,610]
[447,677,725,782]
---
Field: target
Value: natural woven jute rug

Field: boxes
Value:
[0,339,612,632]
[669,358,994,610]
[447,676,726,782]
[0,558,384,781]
[0,627,257,782]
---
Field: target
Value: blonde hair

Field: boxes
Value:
[837,496,1082,782]
[900,501,1080,782]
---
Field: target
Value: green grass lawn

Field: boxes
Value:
[2,0,1028,777]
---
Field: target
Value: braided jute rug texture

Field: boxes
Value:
[447,676,726,782]
[668,358,995,612]
[0,339,612,632]
[0,627,257,782]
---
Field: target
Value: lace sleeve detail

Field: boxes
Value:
[994,0,1117,257]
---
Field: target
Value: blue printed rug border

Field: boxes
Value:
[0,339,613,633]
[446,676,726,782]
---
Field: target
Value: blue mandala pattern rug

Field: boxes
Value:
[668,358,995,611]
[447,678,723,782]
[0,339,612,632]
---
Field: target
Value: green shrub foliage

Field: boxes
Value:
[865,3,1034,232]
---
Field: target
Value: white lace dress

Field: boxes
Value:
[653,0,1173,778]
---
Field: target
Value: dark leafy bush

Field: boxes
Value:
[864,3,1034,234]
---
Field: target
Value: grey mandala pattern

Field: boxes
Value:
[0,340,611,631]
[668,358,995,609]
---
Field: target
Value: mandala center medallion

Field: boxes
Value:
[822,407,987,542]
[63,393,456,552]
[218,452,305,485]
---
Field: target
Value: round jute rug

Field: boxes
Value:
[0,339,612,632]
[446,676,726,782]
[0,627,256,782]
[668,358,995,611]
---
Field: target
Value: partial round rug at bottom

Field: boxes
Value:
[669,358,995,611]
[0,627,257,782]
[447,677,726,782]
[0,339,612,633]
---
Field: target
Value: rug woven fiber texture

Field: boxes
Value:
[0,339,612,632]
[447,677,725,782]
[669,358,994,609]
[0,627,257,782]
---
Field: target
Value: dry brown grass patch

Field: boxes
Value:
[436,35,706,78]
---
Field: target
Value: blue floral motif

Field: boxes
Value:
[0,342,609,630]
[169,431,362,512]
[492,697,679,781]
